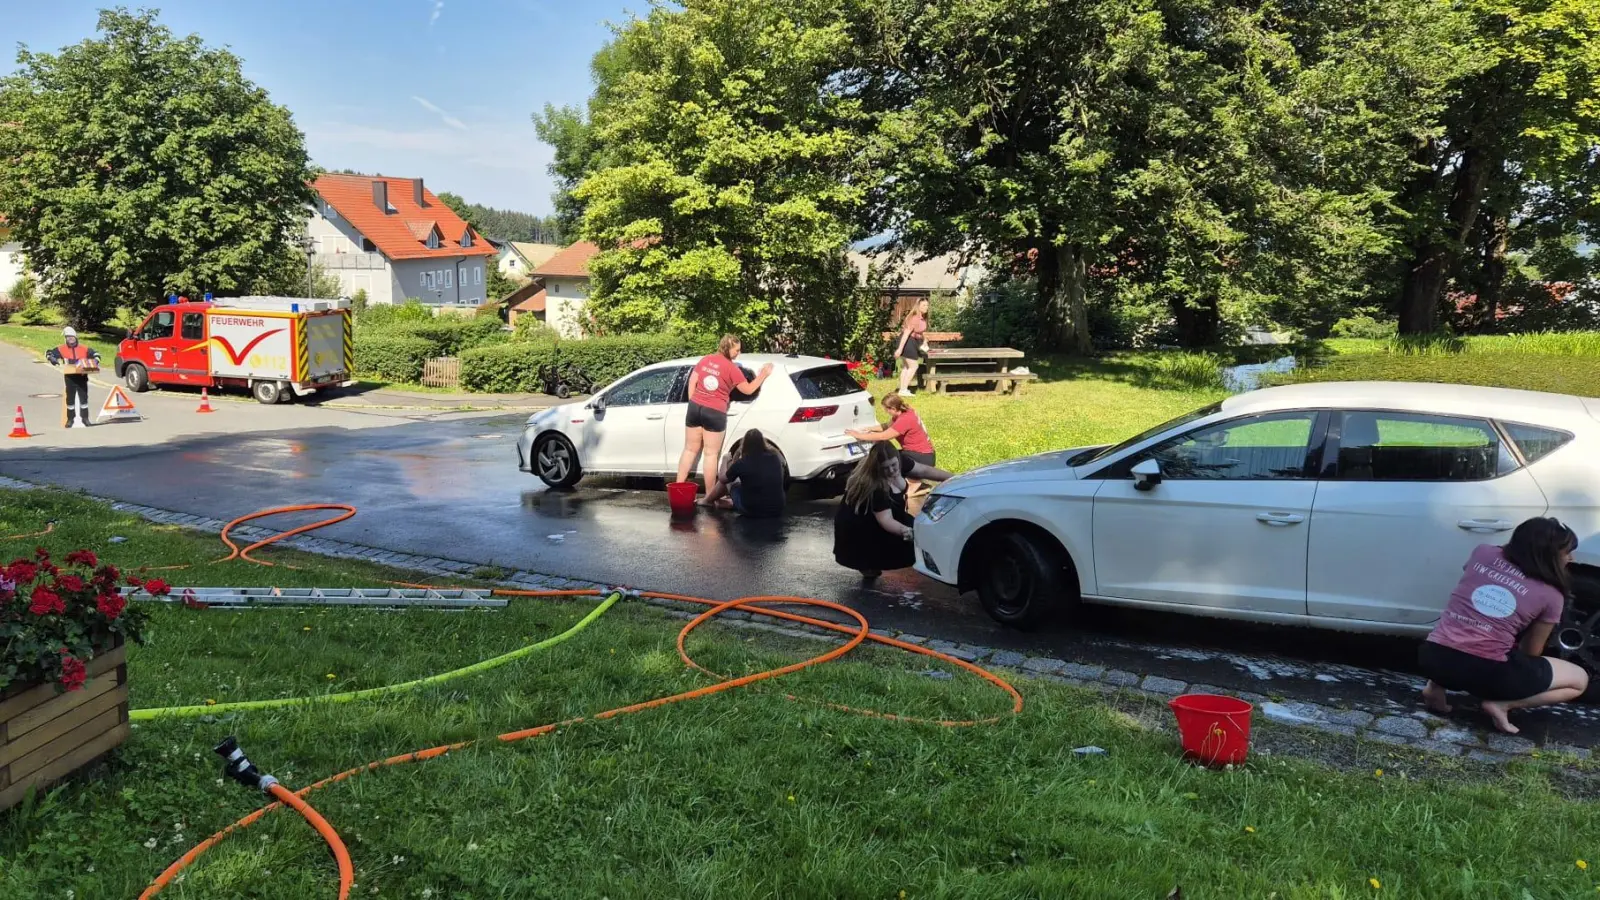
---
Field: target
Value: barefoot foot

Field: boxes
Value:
[1421,681,1453,714]
[1480,700,1519,734]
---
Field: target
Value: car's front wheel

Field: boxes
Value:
[974,529,1076,629]
[534,433,582,489]
[124,362,149,393]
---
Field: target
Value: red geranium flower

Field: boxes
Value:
[56,574,86,593]
[58,652,87,692]
[143,578,171,597]
[65,550,98,568]
[34,546,50,561]
[6,560,38,585]
[29,587,65,616]
[96,592,126,620]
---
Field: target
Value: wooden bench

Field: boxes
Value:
[924,371,1038,395]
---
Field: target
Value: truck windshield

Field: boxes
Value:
[1066,402,1222,467]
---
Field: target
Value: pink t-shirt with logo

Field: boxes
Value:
[1426,544,1564,661]
[688,354,747,414]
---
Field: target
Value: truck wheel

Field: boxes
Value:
[124,363,150,393]
[253,380,284,404]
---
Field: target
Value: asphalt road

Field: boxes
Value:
[1,343,1594,747]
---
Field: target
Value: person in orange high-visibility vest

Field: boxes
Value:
[45,326,100,428]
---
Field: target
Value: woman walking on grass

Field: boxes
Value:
[833,442,916,580]
[894,299,931,396]
[676,335,773,505]
[848,392,937,497]
[1419,517,1589,734]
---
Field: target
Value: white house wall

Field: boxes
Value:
[0,243,26,294]
[544,276,589,338]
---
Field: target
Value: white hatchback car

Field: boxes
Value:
[914,381,1600,671]
[517,353,876,489]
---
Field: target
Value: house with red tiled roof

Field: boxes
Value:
[532,241,600,337]
[307,173,498,309]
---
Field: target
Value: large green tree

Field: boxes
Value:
[567,0,884,351]
[0,9,316,328]
[1397,0,1600,333]
[864,0,1474,349]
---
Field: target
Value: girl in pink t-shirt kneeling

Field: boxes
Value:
[1419,517,1588,734]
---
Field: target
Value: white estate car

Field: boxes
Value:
[517,354,875,489]
[914,381,1600,671]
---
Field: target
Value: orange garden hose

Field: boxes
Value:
[9,503,1024,898]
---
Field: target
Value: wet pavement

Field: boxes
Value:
[3,408,1596,750]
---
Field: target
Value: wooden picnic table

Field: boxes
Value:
[921,347,1035,395]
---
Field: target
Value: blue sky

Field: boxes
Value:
[2,1,637,215]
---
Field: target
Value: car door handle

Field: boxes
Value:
[1457,518,1514,533]
[1256,512,1304,526]
[646,414,664,421]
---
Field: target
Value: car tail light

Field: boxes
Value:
[789,405,838,423]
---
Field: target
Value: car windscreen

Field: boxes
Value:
[1067,402,1223,467]
[792,364,862,400]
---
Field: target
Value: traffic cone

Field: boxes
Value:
[196,389,215,413]
[7,405,32,439]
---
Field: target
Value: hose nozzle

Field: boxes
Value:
[214,736,279,793]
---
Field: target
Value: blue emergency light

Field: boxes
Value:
[167,294,178,305]
[291,303,300,312]
[204,292,213,302]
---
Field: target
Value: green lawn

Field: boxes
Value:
[4,490,1600,898]
[0,323,120,364]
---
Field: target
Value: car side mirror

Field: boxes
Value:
[125,329,135,341]
[590,395,606,412]
[1132,458,1162,492]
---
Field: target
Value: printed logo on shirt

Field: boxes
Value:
[702,373,720,392]
[1470,583,1517,619]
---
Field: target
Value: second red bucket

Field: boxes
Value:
[1169,693,1253,767]
[666,481,699,517]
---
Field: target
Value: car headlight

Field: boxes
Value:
[920,495,964,523]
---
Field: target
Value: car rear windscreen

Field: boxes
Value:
[792,364,861,399]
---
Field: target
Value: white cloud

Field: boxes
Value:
[410,95,467,131]
[429,0,445,26]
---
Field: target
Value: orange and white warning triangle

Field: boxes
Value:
[96,385,143,422]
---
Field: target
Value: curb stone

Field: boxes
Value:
[0,474,1591,767]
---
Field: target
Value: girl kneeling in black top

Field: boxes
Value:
[833,442,915,580]
[704,429,787,517]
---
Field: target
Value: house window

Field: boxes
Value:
[474,267,481,285]
[552,282,560,294]
[424,271,435,290]
[460,232,473,248]
[426,231,440,250]
[459,266,467,287]
[362,238,376,253]
[420,272,427,289]
[445,268,453,288]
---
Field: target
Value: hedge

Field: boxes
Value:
[459,334,711,394]
[396,315,507,356]
[354,333,434,384]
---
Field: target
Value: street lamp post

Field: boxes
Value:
[297,235,316,297]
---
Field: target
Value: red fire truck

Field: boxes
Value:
[114,296,354,404]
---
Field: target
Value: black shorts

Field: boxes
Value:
[1418,641,1553,702]
[685,401,728,433]
[900,345,924,363]
[900,449,936,470]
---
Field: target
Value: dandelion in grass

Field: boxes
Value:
[1374,769,1383,778]
[1369,878,1382,890]
[1244,826,1255,834]
[327,673,336,680]
[1580,860,1589,871]
[205,698,217,706]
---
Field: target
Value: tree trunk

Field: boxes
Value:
[1477,214,1510,331]
[1036,243,1091,354]
[1398,142,1496,334]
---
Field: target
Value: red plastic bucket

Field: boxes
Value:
[1169,694,1253,767]
[666,481,699,517]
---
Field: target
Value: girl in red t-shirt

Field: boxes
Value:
[894,299,931,396]
[847,392,939,496]
[675,334,772,504]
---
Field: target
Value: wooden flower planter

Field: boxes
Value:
[0,641,130,813]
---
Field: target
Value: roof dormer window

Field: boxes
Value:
[426,230,441,249]
[460,229,474,248]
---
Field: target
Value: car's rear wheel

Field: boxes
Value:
[974,529,1076,629]
[534,434,582,489]
[1553,569,1600,688]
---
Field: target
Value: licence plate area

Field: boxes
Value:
[846,442,866,458]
